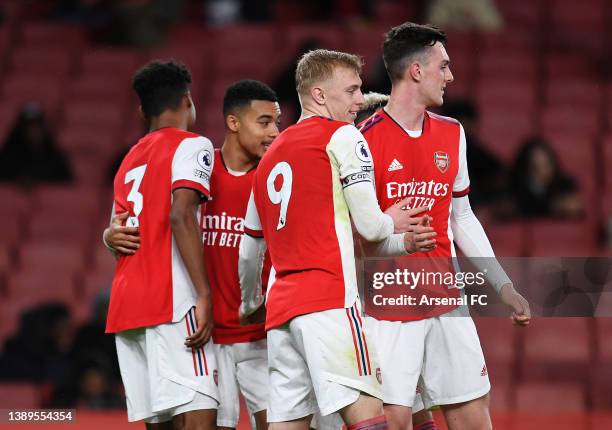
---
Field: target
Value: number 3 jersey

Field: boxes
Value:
[245,116,375,330]
[106,127,214,334]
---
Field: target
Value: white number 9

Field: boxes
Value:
[267,161,293,230]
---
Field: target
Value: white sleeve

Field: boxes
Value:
[361,233,408,257]
[451,195,511,293]
[243,190,263,237]
[171,136,214,200]
[452,124,470,197]
[238,232,267,317]
[327,124,394,242]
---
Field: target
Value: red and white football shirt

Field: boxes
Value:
[106,127,214,333]
[204,149,270,344]
[359,109,469,318]
[245,116,375,330]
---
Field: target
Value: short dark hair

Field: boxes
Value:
[223,80,278,117]
[132,59,192,119]
[383,22,447,82]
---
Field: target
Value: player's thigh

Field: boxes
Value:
[420,314,490,409]
[364,317,426,408]
[235,338,269,415]
[214,343,240,429]
[290,303,382,417]
[267,325,317,422]
[173,407,217,430]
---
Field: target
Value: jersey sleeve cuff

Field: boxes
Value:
[452,186,470,198]
[172,179,211,201]
[244,226,264,238]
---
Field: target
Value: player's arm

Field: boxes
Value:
[451,124,530,326]
[171,136,215,347]
[102,202,140,258]
[238,191,267,323]
[328,124,435,243]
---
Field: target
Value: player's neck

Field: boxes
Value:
[148,112,188,133]
[221,138,257,172]
[386,86,426,131]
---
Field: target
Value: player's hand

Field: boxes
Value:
[104,212,140,255]
[186,296,214,349]
[385,197,430,233]
[239,304,266,326]
[403,215,437,253]
[500,284,531,326]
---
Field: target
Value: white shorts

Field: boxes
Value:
[115,308,219,423]
[215,338,268,428]
[267,302,382,422]
[365,308,490,411]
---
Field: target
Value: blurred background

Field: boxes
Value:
[0,0,611,429]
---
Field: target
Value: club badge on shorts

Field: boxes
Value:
[434,151,449,173]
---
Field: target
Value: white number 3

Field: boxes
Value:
[267,162,293,230]
[125,164,147,227]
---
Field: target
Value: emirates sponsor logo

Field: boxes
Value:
[388,158,404,172]
[434,151,450,173]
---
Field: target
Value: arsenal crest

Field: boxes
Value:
[434,151,449,173]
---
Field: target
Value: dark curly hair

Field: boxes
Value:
[132,59,192,119]
[383,22,447,82]
[222,79,278,117]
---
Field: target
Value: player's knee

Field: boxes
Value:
[347,415,388,430]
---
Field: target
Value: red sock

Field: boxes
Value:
[415,419,437,430]
[347,415,387,430]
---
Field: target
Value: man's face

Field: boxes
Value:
[235,100,281,160]
[321,66,365,123]
[419,42,454,107]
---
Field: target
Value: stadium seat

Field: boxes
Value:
[81,270,113,303]
[63,101,125,131]
[545,53,597,80]
[66,74,131,105]
[93,244,117,276]
[7,271,77,304]
[541,106,601,137]
[346,24,390,82]
[27,214,94,243]
[19,22,85,50]
[478,52,536,82]
[521,318,591,379]
[18,242,85,275]
[526,220,597,257]
[80,49,142,80]
[0,241,12,276]
[474,317,518,368]
[515,382,586,412]
[545,79,603,110]
[57,126,118,159]
[1,74,64,120]
[478,108,534,162]
[282,24,348,58]
[484,222,528,256]
[0,383,41,408]
[32,185,101,217]
[0,214,26,247]
[10,47,74,78]
[0,185,31,217]
[595,316,612,359]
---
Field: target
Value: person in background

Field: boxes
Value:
[509,136,584,218]
[0,103,73,185]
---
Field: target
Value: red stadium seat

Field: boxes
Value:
[57,126,118,159]
[478,52,536,81]
[521,318,591,380]
[93,244,117,275]
[476,78,536,115]
[27,214,94,243]
[545,53,598,80]
[18,242,85,275]
[63,101,125,131]
[525,220,597,256]
[0,383,41,408]
[545,79,603,109]
[595,317,612,359]
[66,74,130,104]
[1,75,64,121]
[81,270,113,302]
[7,271,77,303]
[0,185,31,217]
[0,241,12,275]
[10,47,74,78]
[483,222,528,256]
[346,24,390,82]
[0,214,26,247]
[19,22,85,50]
[515,382,586,412]
[478,108,534,162]
[80,49,142,79]
[474,317,518,369]
[542,106,601,138]
[33,185,101,217]
[282,24,348,58]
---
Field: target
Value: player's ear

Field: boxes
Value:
[138,105,146,121]
[408,62,422,82]
[311,86,325,105]
[225,114,239,132]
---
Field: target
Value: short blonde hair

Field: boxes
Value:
[295,49,363,95]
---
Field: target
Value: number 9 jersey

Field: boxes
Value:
[106,127,214,334]
[244,116,375,330]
